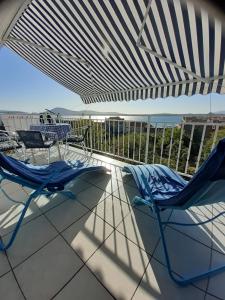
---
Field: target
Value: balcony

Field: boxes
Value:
[0,114,225,299]
[2,113,225,177]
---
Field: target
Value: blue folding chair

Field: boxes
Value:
[0,152,107,251]
[123,138,225,286]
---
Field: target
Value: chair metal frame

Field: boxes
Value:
[0,165,75,251]
[125,138,225,286]
[133,188,225,286]
[64,125,91,159]
[0,152,108,251]
[0,130,22,154]
[17,130,57,164]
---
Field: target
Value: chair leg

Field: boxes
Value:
[155,206,225,286]
[31,149,35,163]
[48,148,50,164]
[82,141,90,158]
[81,141,86,155]
[56,141,62,160]
[0,191,36,251]
[59,190,76,199]
[15,148,23,159]
[64,142,69,160]
[84,141,88,155]
[24,148,27,161]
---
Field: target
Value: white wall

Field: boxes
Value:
[1,114,39,132]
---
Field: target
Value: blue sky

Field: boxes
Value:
[0,46,224,114]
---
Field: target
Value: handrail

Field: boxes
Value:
[2,113,225,178]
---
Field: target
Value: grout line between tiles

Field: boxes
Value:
[2,192,112,273]
[42,209,117,300]
[130,210,174,299]
[1,179,101,239]
[0,236,26,300]
[204,206,216,300]
[1,151,224,299]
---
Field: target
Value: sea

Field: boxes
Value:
[63,115,183,127]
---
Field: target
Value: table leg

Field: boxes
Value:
[56,141,62,160]
[31,149,36,163]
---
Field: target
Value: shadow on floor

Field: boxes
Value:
[119,176,225,298]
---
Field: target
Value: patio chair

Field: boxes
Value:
[17,130,57,164]
[63,125,90,159]
[0,152,108,251]
[123,138,225,286]
[0,130,22,153]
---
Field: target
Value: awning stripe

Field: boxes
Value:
[13,11,116,92]
[7,41,94,95]
[2,0,225,103]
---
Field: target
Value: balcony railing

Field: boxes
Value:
[2,113,225,177]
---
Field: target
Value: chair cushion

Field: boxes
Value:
[0,142,22,152]
[65,136,84,143]
[123,138,225,209]
[123,164,187,203]
[43,140,56,148]
[0,152,107,191]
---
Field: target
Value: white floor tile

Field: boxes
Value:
[14,236,83,300]
[154,226,210,290]
[0,252,11,277]
[0,271,24,300]
[87,230,150,300]
[212,221,225,255]
[64,178,93,195]
[207,250,225,299]
[116,209,160,255]
[83,172,122,194]
[92,194,132,228]
[0,198,41,236]
[168,210,213,247]
[76,185,110,210]
[45,199,89,232]
[62,213,114,262]
[3,149,224,300]
[34,193,67,213]
[189,205,213,219]
[205,294,222,300]
[54,266,114,300]
[112,182,141,205]
[133,258,205,300]
[0,183,29,198]
[5,215,58,267]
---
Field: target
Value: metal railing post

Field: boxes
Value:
[195,124,206,171]
[3,112,225,177]
[144,116,151,163]
[89,115,93,155]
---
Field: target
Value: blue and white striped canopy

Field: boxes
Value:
[1,0,225,103]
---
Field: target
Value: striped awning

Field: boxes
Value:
[1,0,225,103]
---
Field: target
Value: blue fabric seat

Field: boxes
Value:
[123,138,225,209]
[123,138,225,286]
[0,152,107,250]
[0,152,105,191]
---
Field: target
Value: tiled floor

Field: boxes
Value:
[0,146,225,299]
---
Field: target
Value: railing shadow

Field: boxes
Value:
[49,172,156,299]
[1,164,225,298]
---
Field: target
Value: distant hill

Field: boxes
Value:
[0,110,26,114]
[50,107,120,116]
[214,111,225,114]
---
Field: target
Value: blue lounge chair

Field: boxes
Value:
[0,152,107,251]
[123,138,225,286]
